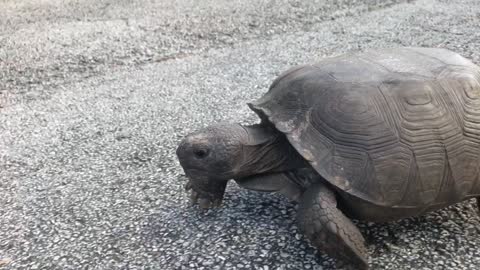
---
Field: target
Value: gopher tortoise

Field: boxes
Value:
[176,47,480,269]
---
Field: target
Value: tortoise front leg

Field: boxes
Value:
[185,178,228,209]
[297,183,369,269]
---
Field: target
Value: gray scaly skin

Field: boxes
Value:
[176,123,369,269]
[298,183,369,269]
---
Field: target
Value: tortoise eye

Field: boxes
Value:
[193,148,209,159]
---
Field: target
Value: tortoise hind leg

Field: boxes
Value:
[297,183,369,269]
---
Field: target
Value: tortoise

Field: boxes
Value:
[176,47,480,269]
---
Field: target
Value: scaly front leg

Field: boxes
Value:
[185,177,228,209]
[297,182,369,269]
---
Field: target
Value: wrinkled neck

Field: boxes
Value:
[236,124,306,177]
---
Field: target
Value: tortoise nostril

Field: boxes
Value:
[193,148,209,159]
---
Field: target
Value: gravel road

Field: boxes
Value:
[1,0,480,269]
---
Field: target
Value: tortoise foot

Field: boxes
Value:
[297,183,369,270]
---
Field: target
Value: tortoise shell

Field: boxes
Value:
[249,47,480,208]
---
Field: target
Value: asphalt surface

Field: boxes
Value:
[1,0,480,269]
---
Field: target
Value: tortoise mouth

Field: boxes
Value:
[184,168,233,182]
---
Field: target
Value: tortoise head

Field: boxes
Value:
[176,123,248,209]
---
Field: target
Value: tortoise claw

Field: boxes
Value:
[189,190,199,205]
[185,181,193,191]
[198,198,212,209]
[184,179,227,209]
[212,198,222,208]
[188,190,223,209]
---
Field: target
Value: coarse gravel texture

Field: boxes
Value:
[1,0,480,270]
[0,0,410,103]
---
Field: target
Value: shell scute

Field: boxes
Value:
[251,47,480,207]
